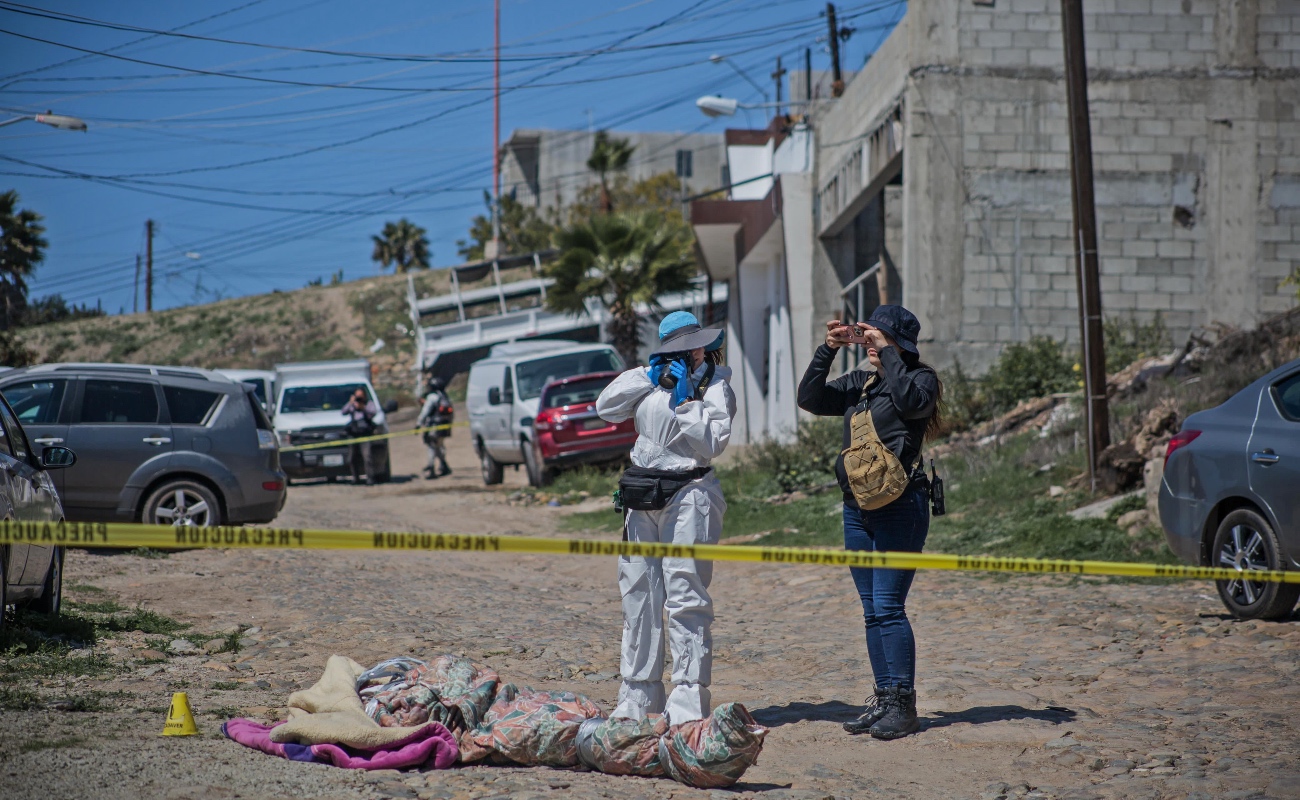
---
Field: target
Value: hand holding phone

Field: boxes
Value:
[844,324,868,345]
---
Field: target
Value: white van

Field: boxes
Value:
[216,369,276,414]
[467,341,623,486]
[273,359,396,483]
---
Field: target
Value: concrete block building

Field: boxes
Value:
[500,129,726,212]
[693,0,1299,442]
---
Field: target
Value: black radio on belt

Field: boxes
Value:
[929,459,946,517]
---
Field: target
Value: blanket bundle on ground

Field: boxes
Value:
[575,703,768,788]
[222,655,459,771]
[225,654,767,787]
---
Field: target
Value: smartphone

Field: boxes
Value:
[843,324,868,345]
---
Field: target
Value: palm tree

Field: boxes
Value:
[0,190,46,331]
[370,219,430,273]
[545,211,695,365]
[585,131,635,214]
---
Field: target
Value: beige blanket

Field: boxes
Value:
[269,655,434,749]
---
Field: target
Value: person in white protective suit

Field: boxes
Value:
[595,311,736,725]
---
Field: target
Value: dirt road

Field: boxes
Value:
[3,422,1299,800]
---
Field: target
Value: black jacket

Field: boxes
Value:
[797,344,938,507]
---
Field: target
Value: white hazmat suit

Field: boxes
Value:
[595,362,736,724]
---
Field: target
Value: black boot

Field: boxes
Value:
[869,686,919,740]
[843,688,892,735]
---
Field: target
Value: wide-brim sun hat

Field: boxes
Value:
[863,305,921,355]
[651,310,725,356]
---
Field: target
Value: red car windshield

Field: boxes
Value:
[541,376,613,409]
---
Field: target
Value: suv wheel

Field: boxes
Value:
[480,441,504,486]
[523,440,551,488]
[30,546,62,616]
[1213,508,1300,620]
[144,480,222,527]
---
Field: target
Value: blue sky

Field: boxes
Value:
[1,0,904,313]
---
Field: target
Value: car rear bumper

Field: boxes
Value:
[1158,480,1206,565]
[541,443,633,467]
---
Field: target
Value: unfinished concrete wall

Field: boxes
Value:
[908,0,1300,372]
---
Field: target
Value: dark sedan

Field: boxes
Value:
[1158,357,1300,619]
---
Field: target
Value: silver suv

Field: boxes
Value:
[0,364,287,526]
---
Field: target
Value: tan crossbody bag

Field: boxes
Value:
[841,384,920,510]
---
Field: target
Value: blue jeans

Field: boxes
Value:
[843,485,930,690]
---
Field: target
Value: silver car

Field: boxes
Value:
[0,364,287,527]
[1158,357,1300,619]
[0,389,77,628]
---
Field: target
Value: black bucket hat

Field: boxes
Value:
[864,305,921,355]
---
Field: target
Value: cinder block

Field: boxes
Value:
[1156,275,1193,294]
[992,47,1031,67]
[1012,30,1052,49]
[1106,257,1140,275]
[992,13,1029,32]
[1137,119,1173,137]
[1157,239,1194,258]
[1051,274,1079,292]
[1133,50,1173,69]
[1170,292,1204,312]
[1136,154,1174,171]
[1138,292,1173,310]
[1136,258,1174,276]
[1028,48,1062,68]
[1122,240,1158,258]
[1121,275,1157,292]
[977,30,1014,49]
[1106,291,1139,310]
[1116,32,1153,51]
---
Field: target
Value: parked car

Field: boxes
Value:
[217,369,276,415]
[0,389,77,629]
[467,341,624,487]
[273,359,397,483]
[1158,357,1300,619]
[531,372,636,485]
[0,363,286,527]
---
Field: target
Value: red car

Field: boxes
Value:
[531,372,636,485]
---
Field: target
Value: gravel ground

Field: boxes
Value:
[2,422,1298,800]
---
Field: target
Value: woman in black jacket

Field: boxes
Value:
[797,304,941,740]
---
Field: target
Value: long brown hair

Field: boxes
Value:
[903,352,945,440]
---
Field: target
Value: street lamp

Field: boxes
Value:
[695,95,821,118]
[0,112,88,131]
[708,54,769,104]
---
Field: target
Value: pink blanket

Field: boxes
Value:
[223,718,458,771]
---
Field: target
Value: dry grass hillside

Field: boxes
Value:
[17,264,533,399]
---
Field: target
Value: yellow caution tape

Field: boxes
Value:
[281,423,464,452]
[3,521,1297,584]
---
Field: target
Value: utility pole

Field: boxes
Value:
[489,0,502,261]
[1061,0,1109,490]
[826,3,844,97]
[804,47,813,103]
[133,254,140,314]
[771,56,786,117]
[145,219,154,314]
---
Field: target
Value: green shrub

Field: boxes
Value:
[1104,313,1169,373]
[741,416,842,494]
[983,336,1077,415]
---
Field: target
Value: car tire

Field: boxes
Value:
[522,440,551,488]
[1212,508,1300,620]
[480,441,504,486]
[143,480,222,527]
[30,546,62,616]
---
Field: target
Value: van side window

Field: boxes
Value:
[502,367,513,401]
[0,379,66,424]
[164,386,222,425]
[78,380,160,424]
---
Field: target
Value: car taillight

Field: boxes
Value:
[1164,429,1201,467]
[534,415,551,432]
[262,481,284,491]
[258,429,278,450]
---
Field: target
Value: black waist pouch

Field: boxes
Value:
[618,465,712,511]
